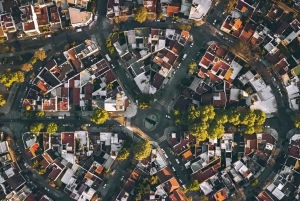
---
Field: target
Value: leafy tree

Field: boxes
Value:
[107,83,113,90]
[200,105,215,122]
[136,94,153,109]
[173,110,188,125]
[34,49,47,61]
[215,110,228,124]
[200,195,209,201]
[189,122,208,141]
[64,44,70,50]
[254,109,266,125]
[291,112,300,128]
[188,62,197,74]
[30,123,44,133]
[225,0,238,13]
[178,23,191,31]
[254,124,264,133]
[134,7,147,23]
[226,108,240,125]
[33,160,39,168]
[90,108,109,124]
[15,71,25,83]
[240,110,256,126]
[133,140,152,161]
[0,37,6,44]
[245,126,255,135]
[251,179,258,187]
[0,70,25,87]
[38,166,46,175]
[207,123,225,139]
[21,63,33,72]
[157,13,163,19]
[36,111,45,118]
[150,175,158,185]
[135,178,151,200]
[188,178,200,191]
[187,106,200,122]
[108,46,115,54]
[47,122,58,134]
[25,105,31,110]
[118,148,130,161]
[0,94,6,106]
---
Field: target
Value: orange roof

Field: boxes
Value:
[214,189,228,201]
[182,150,192,159]
[241,6,247,12]
[167,177,180,193]
[95,165,104,174]
[234,19,242,29]
[167,4,179,17]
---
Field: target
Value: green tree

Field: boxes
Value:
[215,109,228,124]
[240,110,256,126]
[187,106,200,122]
[173,110,188,125]
[207,123,225,139]
[189,122,208,141]
[245,126,255,134]
[33,160,39,169]
[134,7,147,23]
[254,124,264,133]
[254,109,266,125]
[149,175,158,185]
[188,178,200,191]
[291,112,300,128]
[108,46,115,54]
[21,63,33,72]
[30,123,44,133]
[0,70,25,87]
[81,124,88,131]
[133,140,152,161]
[90,108,109,124]
[200,105,215,122]
[36,111,45,118]
[38,166,46,174]
[200,195,209,201]
[118,148,130,161]
[226,108,240,125]
[136,94,154,109]
[47,122,58,134]
[157,13,163,19]
[188,62,197,74]
[107,83,113,90]
[251,179,258,187]
[34,49,47,61]
[225,0,238,13]
[0,94,6,106]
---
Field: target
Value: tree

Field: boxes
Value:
[33,160,39,169]
[47,122,58,134]
[15,71,25,83]
[34,49,47,61]
[226,108,240,125]
[64,44,70,50]
[225,0,238,13]
[21,63,33,72]
[207,123,225,139]
[0,94,6,106]
[188,178,200,191]
[215,110,228,124]
[188,62,197,74]
[150,175,158,185]
[254,124,264,133]
[245,126,255,134]
[251,179,258,187]
[36,111,45,118]
[240,110,256,126]
[25,105,31,110]
[157,13,163,19]
[38,166,46,175]
[200,105,215,122]
[90,108,109,124]
[108,46,115,54]
[133,140,152,161]
[107,83,113,90]
[189,122,208,141]
[30,123,44,133]
[136,94,154,109]
[118,148,130,161]
[0,70,25,87]
[291,112,300,128]
[134,7,147,23]
[178,23,191,31]
[187,106,200,122]
[254,109,266,125]
[200,195,209,201]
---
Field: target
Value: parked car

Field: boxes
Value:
[182,54,187,60]
[32,38,37,40]
[172,167,176,172]
[190,42,194,47]
[76,28,82,32]
[165,115,171,119]
[38,66,43,71]
[179,179,183,183]
[177,63,181,69]
[105,54,111,62]
[103,184,107,188]
[213,19,217,25]
[175,159,180,164]
[58,116,64,119]
[111,64,115,69]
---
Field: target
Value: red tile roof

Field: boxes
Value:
[48,168,61,180]
[191,168,217,183]
[157,167,174,183]
[61,132,75,152]
[168,188,187,201]
[258,191,273,201]
[73,88,80,105]
[105,70,116,84]
[213,92,227,108]
[152,73,164,89]
[166,3,180,17]
[85,83,93,100]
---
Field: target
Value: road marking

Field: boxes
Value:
[157,135,167,144]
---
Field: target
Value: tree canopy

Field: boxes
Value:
[36,111,45,118]
[46,122,58,134]
[136,94,154,109]
[118,148,130,161]
[134,7,147,23]
[90,108,109,124]
[188,178,200,191]
[174,106,266,140]
[30,123,44,133]
[0,94,6,107]
[291,112,300,128]
[133,140,152,161]
[188,62,197,74]
[0,69,25,87]
[21,63,33,72]
[34,49,46,61]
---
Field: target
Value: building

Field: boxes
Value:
[68,7,93,27]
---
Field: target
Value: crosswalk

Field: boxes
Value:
[157,135,167,144]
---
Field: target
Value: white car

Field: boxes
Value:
[213,20,216,25]
[46,34,51,38]
[58,116,64,119]
[175,159,180,164]
[165,115,171,119]
[177,63,181,69]
[103,184,107,188]
[38,66,43,71]
[172,71,176,75]
[179,179,183,183]
[121,176,125,181]
[76,28,82,32]
[172,167,176,172]
[32,37,37,40]
[111,64,115,69]
[190,43,194,47]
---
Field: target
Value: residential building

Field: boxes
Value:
[189,0,212,21]
[20,5,40,36]
[69,7,93,27]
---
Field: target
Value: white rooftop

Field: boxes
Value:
[0,141,8,154]
[134,73,157,94]
[249,75,267,92]
[200,181,213,195]
[189,0,212,20]
[100,132,112,146]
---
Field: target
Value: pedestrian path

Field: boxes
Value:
[157,134,167,144]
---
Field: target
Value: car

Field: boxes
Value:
[38,66,43,71]
[156,19,160,22]
[76,28,82,32]
[265,125,270,128]
[218,31,224,36]
[85,124,91,126]
[44,187,50,191]
[32,38,37,40]
[46,116,51,119]
[222,11,226,15]
[111,170,116,175]
[229,40,233,43]
[166,115,171,119]
[172,167,176,172]
[190,43,194,47]
[182,184,187,189]
[175,159,180,164]
[58,116,64,119]
[121,176,125,181]
[172,71,176,75]
[126,72,130,78]
[273,78,276,82]
[213,19,216,25]
[177,63,181,69]
[111,64,115,69]
[161,148,166,154]
[20,98,23,103]
[179,179,183,183]
[25,87,28,92]
[46,34,51,38]
[103,184,107,188]
[169,161,172,165]
[94,14,98,21]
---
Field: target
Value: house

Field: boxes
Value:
[168,188,188,201]
[106,0,133,20]
[20,5,40,36]
[68,7,93,27]
[189,0,212,21]
[168,132,196,154]
[0,13,17,39]
[61,132,75,163]
[138,148,168,175]
[68,0,89,7]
